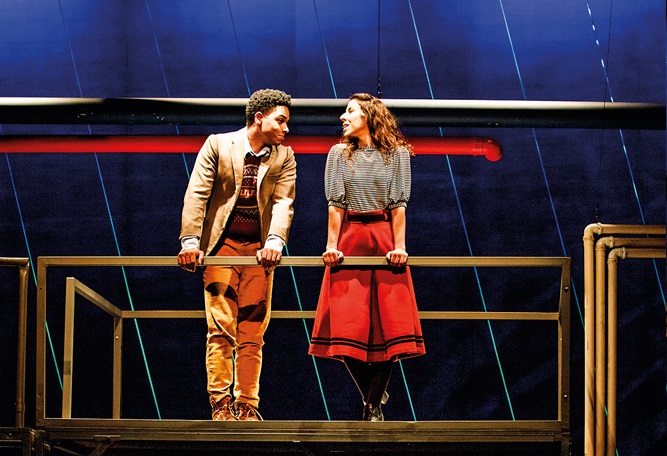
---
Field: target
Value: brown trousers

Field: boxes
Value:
[203,238,272,408]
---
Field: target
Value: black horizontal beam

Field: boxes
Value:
[0,97,663,129]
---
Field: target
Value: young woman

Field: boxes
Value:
[308,93,425,421]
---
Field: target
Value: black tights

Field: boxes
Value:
[343,357,393,407]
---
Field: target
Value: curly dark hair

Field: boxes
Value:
[340,93,414,163]
[245,88,292,126]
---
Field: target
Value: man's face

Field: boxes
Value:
[257,105,290,146]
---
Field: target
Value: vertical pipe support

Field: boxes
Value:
[594,238,610,455]
[62,278,76,418]
[113,316,123,419]
[35,259,47,425]
[582,223,600,456]
[15,259,30,428]
[558,257,572,456]
[582,223,666,456]
[605,247,622,456]
[605,247,665,456]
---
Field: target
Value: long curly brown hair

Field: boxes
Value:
[341,93,414,164]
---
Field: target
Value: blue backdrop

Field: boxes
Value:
[0,1,665,455]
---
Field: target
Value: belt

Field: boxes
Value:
[344,210,392,223]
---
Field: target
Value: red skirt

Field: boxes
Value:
[308,213,426,362]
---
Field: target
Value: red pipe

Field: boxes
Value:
[0,135,502,161]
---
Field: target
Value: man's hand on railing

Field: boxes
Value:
[257,247,282,272]
[178,248,204,272]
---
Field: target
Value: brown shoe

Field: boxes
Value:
[235,402,263,421]
[211,396,237,421]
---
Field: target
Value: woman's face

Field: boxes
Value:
[340,99,369,140]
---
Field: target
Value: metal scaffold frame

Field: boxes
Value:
[32,254,571,456]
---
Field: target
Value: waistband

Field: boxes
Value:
[344,210,392,223]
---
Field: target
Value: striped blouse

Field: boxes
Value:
[324,144,411,212]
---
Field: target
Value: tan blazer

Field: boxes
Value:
[179,128,297,255]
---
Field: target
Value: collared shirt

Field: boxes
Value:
[244,134,271,158]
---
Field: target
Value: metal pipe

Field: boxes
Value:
[606,247,666,456]
[0,257,30,428]
[0,134,504,161]
[286,136,504,161]
[0,97,663,129]
[16,259,29,428]
[581,224,666,456]
[593,237,665,455]
[582,226,596,456]
[594,240,607,454]
[606,248,621,456]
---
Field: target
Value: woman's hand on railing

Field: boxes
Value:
[386,248,408,268]
[322,248,344,267]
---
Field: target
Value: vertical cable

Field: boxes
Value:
[584,0,665,310]
[498,0,588,328]
[144,0,174,101]
[312,0,337,98]
[409,0,515,420]
[144,0,190,180]
[226,0,252,97]
[58,0,162,418]
[376,0,382,98]
[586,4,666,451]
[593,4,613,223]
[284,246,330,420]
[3,153,64,390]
[225,0,330,418]
[270,0,337,420]
[374,0,418,419]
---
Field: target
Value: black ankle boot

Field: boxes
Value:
[362,403,384,421]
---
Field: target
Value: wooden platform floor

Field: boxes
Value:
[1,420,569,455]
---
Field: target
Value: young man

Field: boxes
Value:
[178,89,296,421]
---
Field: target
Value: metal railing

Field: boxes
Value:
[35,255,571,454]
[1,257,30,428]
[582,224,666,456]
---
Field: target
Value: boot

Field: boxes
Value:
[362,402,384,421]
[365,361,392,413]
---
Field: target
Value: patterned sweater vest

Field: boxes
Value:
[225,153,261,242]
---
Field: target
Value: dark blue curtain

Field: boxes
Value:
[0,1,664,455]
